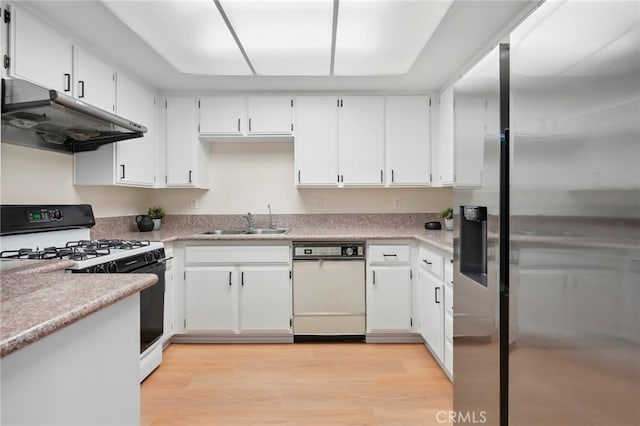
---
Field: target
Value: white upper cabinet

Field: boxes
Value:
[385,96,431,186]
[338,96,385,186]
[73,46,115,113]
[9,5,72,93]
[115,73,156,186]
[199,96,244,135]
[199,96,293,136]
[437,86,455,186]
[166,97,209,188]
[246,96,293,135]
[294,96,339,186]
[454,94,484,187]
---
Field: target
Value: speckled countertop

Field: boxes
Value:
[92,213,454,254]
[0,266,158,358]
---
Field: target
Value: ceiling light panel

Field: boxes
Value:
[219,0,334,76]
[334,0,453,76]
[101,0,252,75]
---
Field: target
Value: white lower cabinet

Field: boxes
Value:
[415,243,452,377]
[180,244,292,340]
[366,243,413,337]
[184,267,235,332]
[239,267,291,332]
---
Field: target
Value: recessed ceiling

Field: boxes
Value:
[101,0,452,77]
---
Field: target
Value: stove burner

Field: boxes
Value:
[0,246,111,260]
[66,239,151,250]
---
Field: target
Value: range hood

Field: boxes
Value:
[1,78,147,154]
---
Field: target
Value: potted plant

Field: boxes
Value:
[440,207,454,231]
[147,206,165,231]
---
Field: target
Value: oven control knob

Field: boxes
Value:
[345,247,354,256]
[107,261,118,273]
[154,249,163,260]
[144,252,154,263]
[95,264,106,273]
[52,209,62,220]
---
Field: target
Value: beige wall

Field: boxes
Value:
[1,142,452,217]
[154,142,453,215]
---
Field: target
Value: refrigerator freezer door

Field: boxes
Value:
[509,1,640,425]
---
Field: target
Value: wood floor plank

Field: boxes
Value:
[141,343,452,426]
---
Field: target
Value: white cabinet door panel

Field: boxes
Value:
[247,96,292,134]
[184,267,235,332]
[437,86,455,185]
[10,6,72,93]
[294,96,339,186]
[239,267,291,332]
[166,97,198,186]
[421,270,444,361]
[385,96,431,185]
[368,266,412,332]
[74,46,115,113]
[338,96,385,185]
[199,96,244,134]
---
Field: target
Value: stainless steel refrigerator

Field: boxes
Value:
[453,1,640,425]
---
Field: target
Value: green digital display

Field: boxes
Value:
[32,212,42,220]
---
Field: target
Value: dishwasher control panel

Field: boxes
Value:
[293,242,365,259]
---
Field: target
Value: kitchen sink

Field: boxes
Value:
[244,228,289,234]
[203,228,290,235]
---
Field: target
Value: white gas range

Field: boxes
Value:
[0,204,166,381]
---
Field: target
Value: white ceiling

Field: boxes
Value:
[23,0,540,92]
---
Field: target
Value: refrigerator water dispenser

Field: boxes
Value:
[459,205,488,287]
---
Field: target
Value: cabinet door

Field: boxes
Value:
[420,270,444,361]
[437,86,455,185]
[199,96,244,134]
[239,267,291,333]
[116,73,156,186]
[385,96,431,185]
[368,266,412,332]
[74,46,115,113]
[294,96,339,186]
[184,267,235,332]
[166,97,198,186]
[10,5,72,93]
[338,96,385,185]
[454,94,484,186]
[247,96,293,135]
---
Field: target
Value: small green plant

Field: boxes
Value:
[440,207,453,220]
[147,206,165,220]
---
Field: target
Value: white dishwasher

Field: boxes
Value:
[292,242,366,341]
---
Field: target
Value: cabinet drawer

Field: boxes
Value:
[368,245,410,264]
[185,245,290,264]
[417,245,443,279]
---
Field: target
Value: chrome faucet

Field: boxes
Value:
[267,204,277,229]
[243,212,255,229]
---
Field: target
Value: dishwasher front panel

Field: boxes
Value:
[292,259,366,335]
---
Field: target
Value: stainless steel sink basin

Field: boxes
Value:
[244,228,289,235]
[203,229,248,235]
[203,228,289,235]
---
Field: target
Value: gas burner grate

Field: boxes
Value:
[65,239,151,250]
[0,246,111,260]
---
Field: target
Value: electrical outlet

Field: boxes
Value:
[190,199,198,209]
[393,197,401,209]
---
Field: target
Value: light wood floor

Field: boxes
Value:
[141,343,453,426]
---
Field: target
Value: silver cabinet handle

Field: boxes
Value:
[78,80,85,98]
[435,287,440,304]
[64,73,71,92]
[423,259,432,265]
[391,169,395,183]
[298,170,301,183]
[372,270,376,285]
[228,271,232,286]
[380,169,383,183]
[241,271,245,286]
[237,118,241,132]
[383,254,397,258]
[249,118,252,131]
[188,170,192,183]
[120,164,125,179]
